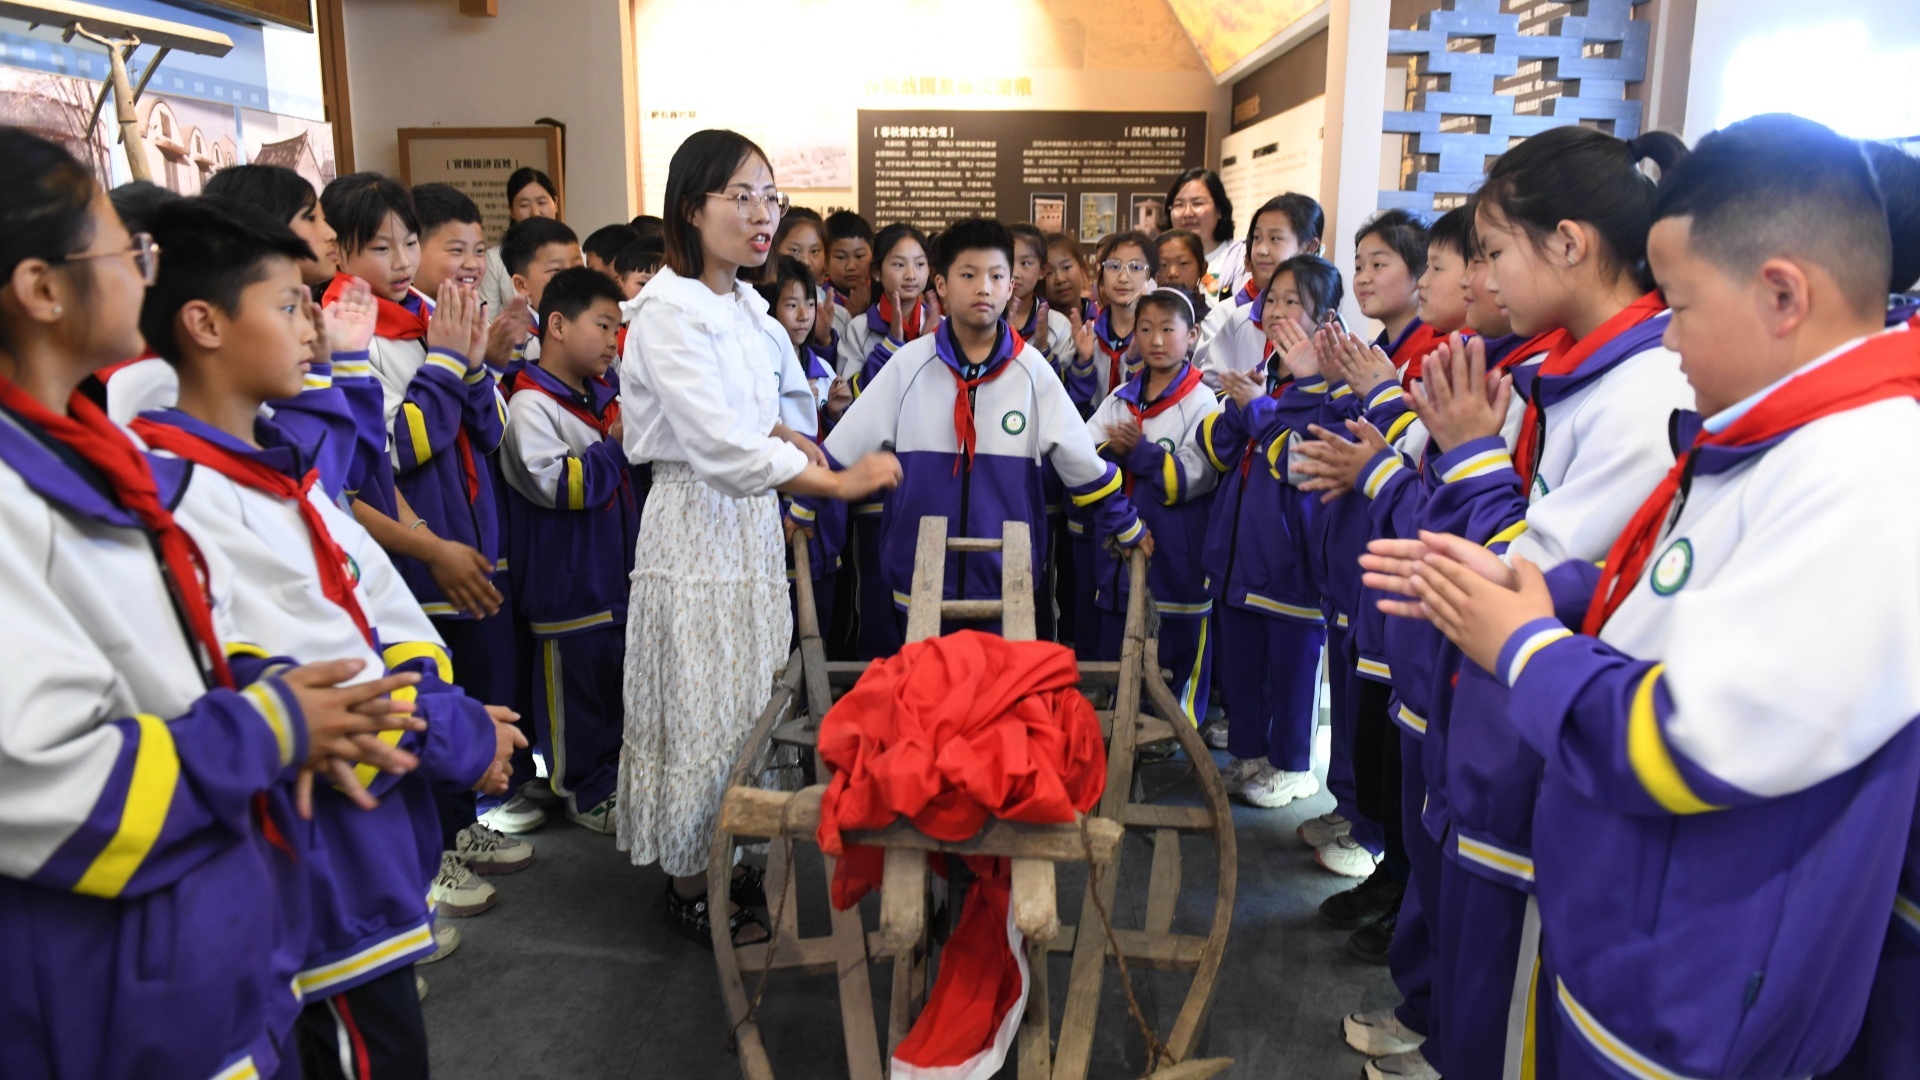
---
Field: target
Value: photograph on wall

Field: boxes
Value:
[240,108,337,193]
[1079,193,1117,243]
[772,143,850,190]
[1130,194,1167,233]
[130,92,241,195]
[0,66,111,189]
[1031,193,1066,232]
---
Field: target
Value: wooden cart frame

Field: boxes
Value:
[710,518,1237,1079]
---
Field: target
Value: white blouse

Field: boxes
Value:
[1205,237,1249,303]
[619,266,810,499]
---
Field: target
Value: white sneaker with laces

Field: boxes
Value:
[1343,1009,1425,1056]
[477,791,547,835]
[1218,757,1265,795]
[567,793,617,835]
[1364,1048,1440,1080]
[1201,718,1230,750]
[417,922,460,966]
[1297,811,1352,849]
[455,823,534,874]
[430,851,497,917]
[1315,833,1383,878]
[1238,765,1320,809]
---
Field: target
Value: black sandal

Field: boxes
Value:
[664,884,767,950]
[730,864,767,908]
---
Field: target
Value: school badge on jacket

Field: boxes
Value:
[1650,538,1692,595]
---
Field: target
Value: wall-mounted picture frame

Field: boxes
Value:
[398,124,565,244]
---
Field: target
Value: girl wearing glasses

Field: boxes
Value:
[617,129,899,947]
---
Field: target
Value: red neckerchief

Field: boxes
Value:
[1390,322,1449,389]
[511,372,620,439]
[1094,305,1138,395]
[132,419,375,650]
[1239,373,1295,479]
[1119,364,1205,494]
[948,326,1026,475]
[876,292,928,340]
[1585,330,1920,635]
[0,383,233,690]
[323,273,428,341]
[1493,331,1559,372]
[1513,292,1665,488]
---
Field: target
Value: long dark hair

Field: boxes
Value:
[662,129,771,281]
[1246,192,1324,250]
[0,129,99,351]
[1476,126,1688,292]
[1268,254,1344,324]
[1165,167,1235,244]
[506,167,558,205]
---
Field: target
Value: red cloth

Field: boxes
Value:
[1513,292,1665,487]
[1585,330,1920,635]
[132,419,375,650]
[1390,321,1449,389]
[0,382,234,690]
[1494,331,1559,373]
[816,631,1105,1079]
[323,272,427,341]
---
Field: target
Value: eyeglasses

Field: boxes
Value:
[1170,198,1213,213]
[1102,259,1151,276]
[60,232,161,286]
[707,190,790,219]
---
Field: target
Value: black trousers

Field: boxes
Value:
[1352,676,1408,883]
[294,965,429,1080]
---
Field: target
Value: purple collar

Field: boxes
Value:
[523,360,619,416]
[935,318,1016,378]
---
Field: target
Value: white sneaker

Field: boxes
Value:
[1238,765,1321,809]
[1315,834,1383,878]
[567,793,617,835]
[1343,1009,1425,1056]
[1364,1048,1439,1080]
[519,777,561,806]
[1200,718,1230,750]
[430,851,497,917]
[477,791,547,835]
[1218,757,1265,795]
[417,922,460,966]
[1297,811,1352,849]
[455,823,534,874]
[415,973,428,1001]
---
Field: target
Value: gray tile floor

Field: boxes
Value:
[423,732,1396,1079]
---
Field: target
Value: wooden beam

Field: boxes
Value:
[457,0,496,15]
[0,0,232,54]
[719,785,1124,864]
[313,0,353,173]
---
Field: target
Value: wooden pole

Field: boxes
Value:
[72,25,149,182]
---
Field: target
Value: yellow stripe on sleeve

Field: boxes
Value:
[1199,412,1228,472]
[74,714,180,898]
[1627,664,1723,815]
[1161,449,1180,506]
[402,402,431,464]
[1070,470,1123,506]
[565,457,585,510]
[1487,520,1530,548]
[382,641,455,683]
[1385,411,1418,443]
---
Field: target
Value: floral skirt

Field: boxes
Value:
[616,462,792,877]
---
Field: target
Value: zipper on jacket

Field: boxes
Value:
[956,384,975,600]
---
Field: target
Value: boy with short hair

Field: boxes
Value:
[824,209,876,336]
[500,267,638,833]
[132,193,521,1075]
[499,215,584,375]
[583,223,640,282]
[804,217,1149,640]
[614,239,663,301]
[1369,114,1920,1080]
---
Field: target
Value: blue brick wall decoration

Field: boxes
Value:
[1380,0,1653,215]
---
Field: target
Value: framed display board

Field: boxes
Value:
[398,125,565,244]
[856,109,1207,237]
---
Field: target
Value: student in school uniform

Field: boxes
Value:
[130,195,521,1073]
[1086,287,1221,720]
[1155,228,1209,294]
[1044,231,1098,333]
[1008,222,1080,643]
[582,223,640,283]
[319,174,525,905]
[499,267,640,836]
[758,256,851,647]
[1194,193,1325,384]
[1202,256,1341,809]
[801,216,1151,642]
[1370,113,1920,1080]
[497,214,585,384]
[1167,167,1246,302]
[0,129,423,1080]
[480,167,560,312]
[824,210,875,339]
[840,222,939,393]
[773,208,839,370]
[1358,125,1696,1080]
